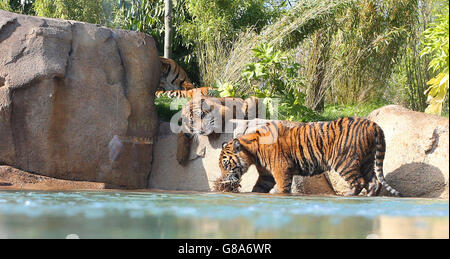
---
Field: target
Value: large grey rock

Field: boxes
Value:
[368,105,448,198]
[326,105,449,198]
[0,11,160,188]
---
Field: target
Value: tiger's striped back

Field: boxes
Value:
[159,57,194,90]
[218,118,401,196]
[155,87,214,99]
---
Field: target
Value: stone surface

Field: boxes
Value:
[0,165,106,190]
[327,105,449,198]
[149,122,239,191]
[368,105,448,198]
[0,11,160,188]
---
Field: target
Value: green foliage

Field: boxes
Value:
[113,0,198,83]
[154,96,188,122]
[319,102,387,121]
[182,0,283,45]
[215,81,238,98]
[242,43,318,121]
[206,0,353,90]
[182,0,287,86]
[420,2,449,115]
[34,0,104,24]
[323,0,418,104]
[0,0,35,14]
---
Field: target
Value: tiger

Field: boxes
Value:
[159,57,194,90]
[218,118,401,197]
[155,87,214,99]
[176,96,261,165]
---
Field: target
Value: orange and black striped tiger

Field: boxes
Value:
[155,87,214,98]
[176,96,260,165]
[159,57,194,90]
[218,118,401,196]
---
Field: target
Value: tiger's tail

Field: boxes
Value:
[374,126,401,197]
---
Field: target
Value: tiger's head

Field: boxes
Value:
[180,97,223,136]
[219,138,255,183]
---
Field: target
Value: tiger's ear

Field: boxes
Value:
[222,142,228,149]
[233,139,242,151]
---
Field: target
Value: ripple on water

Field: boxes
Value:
[0,190,448,222]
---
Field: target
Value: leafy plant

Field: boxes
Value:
[113,0,199,83]
[215,80,238,98]
[34,0,105,24]
[0,0,35,14]
[242,43,317,121]
[420,3,449,115]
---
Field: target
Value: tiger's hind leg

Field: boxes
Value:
[339,167,366,196]
[362,165,382,196]
[366,177,382,196]
[361,153,382,196]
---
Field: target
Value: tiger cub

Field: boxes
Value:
[176,96,260,165]
[218,118,401,197]
[159,57,194,90]
[155,87,214,98]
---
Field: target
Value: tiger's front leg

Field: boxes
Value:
[176,132,192,165]
[252,175,276,193]
[272,169,294,194]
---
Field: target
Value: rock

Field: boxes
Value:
[327,105,449,198]
[0,11,160,188]
[367,105,448,198]
[327,105,449,199]
[149,122,241,191]
[0,165,106,190]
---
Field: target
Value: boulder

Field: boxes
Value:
[369,105,448,198]
[327,105,449,198]
[0,165,106,190]
[0,11,160,188]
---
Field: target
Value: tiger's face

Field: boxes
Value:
[219,139,254,183]
[181,98,220,136]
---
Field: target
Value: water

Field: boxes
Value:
[0,190,448,239]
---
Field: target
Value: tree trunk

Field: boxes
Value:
[164,0,173,59]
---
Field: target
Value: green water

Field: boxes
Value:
[0,190,448,239]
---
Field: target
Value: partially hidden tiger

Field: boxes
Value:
[155,87,214,99]
[159,57,194,90]
[176,96,261,165]
[217,118,401,197]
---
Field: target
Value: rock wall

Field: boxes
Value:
[0,11,160,188]
[151,108,449,199]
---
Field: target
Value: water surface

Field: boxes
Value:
[0,190,447,238]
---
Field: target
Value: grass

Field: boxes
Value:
[154,96,188,122]
[155,96,388,122]
[318,102,388,121]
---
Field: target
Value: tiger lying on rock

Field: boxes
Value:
[155,87,214,99]
[159,57,194,90]
[217,118,401,196]
[176,96,261,165]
